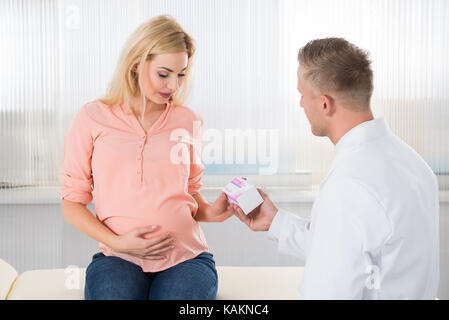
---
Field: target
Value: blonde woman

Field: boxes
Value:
[60,15,232,300]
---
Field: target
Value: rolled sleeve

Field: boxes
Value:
[188,165,204,195]
[59,105,94,205]
[188,116,204,195]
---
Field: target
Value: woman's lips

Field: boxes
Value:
[159,92,171,99]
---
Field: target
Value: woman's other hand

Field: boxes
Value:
[207,192,235,222]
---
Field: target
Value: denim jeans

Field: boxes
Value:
[84,251,218,300]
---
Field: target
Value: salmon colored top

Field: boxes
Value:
[59,100,209,272]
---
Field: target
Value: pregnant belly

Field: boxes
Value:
[99,208,209,272]
[102,207,201,243]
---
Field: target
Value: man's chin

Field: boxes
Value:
[311,127,324,137]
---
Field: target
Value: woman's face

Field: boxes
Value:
[138,51,188,105]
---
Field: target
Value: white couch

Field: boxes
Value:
[0,258,303,300]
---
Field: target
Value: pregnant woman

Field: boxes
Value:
[60,15,233,300]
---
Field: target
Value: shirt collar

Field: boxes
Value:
[334,117,391,156]
[119,100,173,136]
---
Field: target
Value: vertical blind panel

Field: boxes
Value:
[144,0,299,178]
[57,0,142,143]
[0,0,142,187]
[0,0,59,187]
[280,0,449,186]
[1,0,447,188]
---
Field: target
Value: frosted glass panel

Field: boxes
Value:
[0,0,142,187]
[279,0,449,185]
[0,0,59,187]
[1,0,448,188]
[144,0,297,176]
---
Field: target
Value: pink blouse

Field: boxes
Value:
[59,100,209,272]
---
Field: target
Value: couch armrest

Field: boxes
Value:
[0,258,18,300]
[7,267,85,300]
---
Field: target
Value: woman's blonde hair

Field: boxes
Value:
[100,15,195,114]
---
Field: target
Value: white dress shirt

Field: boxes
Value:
[269,118,439,299]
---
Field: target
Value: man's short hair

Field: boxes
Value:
[297,38,373,110]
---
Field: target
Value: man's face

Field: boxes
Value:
[297,65,327,137]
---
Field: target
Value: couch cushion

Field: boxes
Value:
[7,266,303,300]
[0,258,18,300]
[7,267,86,300]
[216,266,302,300]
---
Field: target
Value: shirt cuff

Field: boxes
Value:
[268,208,289,242]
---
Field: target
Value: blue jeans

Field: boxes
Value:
[84,251,218,300]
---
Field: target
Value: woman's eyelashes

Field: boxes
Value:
[158,73,185,78]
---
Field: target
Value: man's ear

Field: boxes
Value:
[319,94,335,117]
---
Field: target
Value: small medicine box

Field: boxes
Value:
[222,178,264,214]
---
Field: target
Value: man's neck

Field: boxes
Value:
[328,110,374,145]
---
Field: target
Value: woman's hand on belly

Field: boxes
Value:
[109,225,176,260]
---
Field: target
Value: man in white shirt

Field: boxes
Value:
[232,38,440,299]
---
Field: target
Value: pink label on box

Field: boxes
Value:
[231,178,245,188]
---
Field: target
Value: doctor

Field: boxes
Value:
[232,38,440,299]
